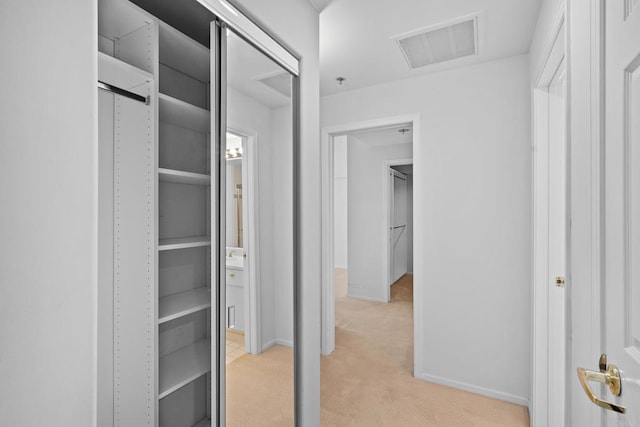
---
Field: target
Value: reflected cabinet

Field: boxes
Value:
[97,0,299,425]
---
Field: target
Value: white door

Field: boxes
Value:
[577,2,640,423]
[547,62,567,427]
[390,170,408,284]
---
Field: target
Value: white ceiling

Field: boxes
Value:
[318,0,542,96]
[307,0,334,12]
[227,30,292,108]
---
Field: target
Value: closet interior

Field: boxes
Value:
[98,0,213,425]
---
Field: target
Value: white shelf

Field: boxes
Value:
[159,93,209,133]
[99,0,150,41]
[159,236,211,251]
[159,339,211,399]
[98,51,153,94]
[159,288,211,324]
[159,21,209,82]
[159,168,210,186]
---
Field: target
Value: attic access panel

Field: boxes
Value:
[395,16,478,69]
[255,70,293,98]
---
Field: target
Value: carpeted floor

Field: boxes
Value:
[226,344,294,425]
[226,269,529,426]
[321,269,529,426]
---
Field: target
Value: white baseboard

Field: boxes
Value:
[261,339,276,352]
[261,338,293,352]
[276,338,293,348]
[416,372,529,407]
[346,291,387,303]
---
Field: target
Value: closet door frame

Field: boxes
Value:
[205,1,301,424]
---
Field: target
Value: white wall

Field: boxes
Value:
[333,135,348,268]
[347,136,413,301]
[322,54,532,404]
[232,0,321,422]
[272,104,294,347]
[0,1,97,426]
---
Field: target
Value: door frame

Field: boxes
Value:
[226,127,261,355]
[565,0,605,425]
[320,113,420,357]
[384,159,413,302]
[531,9,567,425]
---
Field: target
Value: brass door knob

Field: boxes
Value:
[577,354,625,413]
[555,276,565,287]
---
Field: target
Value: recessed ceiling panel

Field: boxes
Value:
[256,71,292,98]
[395,17,477,70]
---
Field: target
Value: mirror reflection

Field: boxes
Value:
[224,29,294,425]
[226,132,244,250]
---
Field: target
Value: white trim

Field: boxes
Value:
[261,339,293,352]
[533,8,567,87]
[321,130,335,356]
[390,169,407,180]
[261,339,276,352]
[566,0,605,425]
[344,293,387,303]
[196,0,299,76]
[245,131,262,356]
[416,373,530,408]
[531,10,566,427]
[275,338,294,348]
[383,158,413,302]
[321,114,420,361]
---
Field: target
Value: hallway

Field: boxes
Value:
[320,269,529,426]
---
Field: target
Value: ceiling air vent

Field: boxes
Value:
[255,71,292,98]
[394,16,478,70]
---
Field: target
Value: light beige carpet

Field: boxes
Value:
[226,344,294,425]
[226,269,529,426]
[321,270,529,426]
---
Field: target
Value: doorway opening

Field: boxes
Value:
[388,163,414,301]
[321,114,420,366]
[224,130,252,364]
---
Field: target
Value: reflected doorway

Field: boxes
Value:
[225,131,248,365]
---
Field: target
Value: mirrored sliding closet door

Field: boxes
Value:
[219,26,296,426]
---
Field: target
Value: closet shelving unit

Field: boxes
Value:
[98,0,214,426]
[157,16,213,427]
[98,1,158,426]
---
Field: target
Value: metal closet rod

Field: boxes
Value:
[97,81,150,105]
